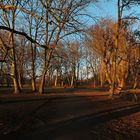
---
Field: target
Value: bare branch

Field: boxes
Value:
[0,26,47,49]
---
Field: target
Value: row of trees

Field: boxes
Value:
[85,19,140,93]
[0,0,96,94]
[0,0,140,96]
[86,0,140,96]
[0,37,83,88]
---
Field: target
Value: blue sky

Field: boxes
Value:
[90,1,117,19]
[84,1,140,26]
[84,1,117,25]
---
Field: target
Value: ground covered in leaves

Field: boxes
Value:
[89,112,140,140]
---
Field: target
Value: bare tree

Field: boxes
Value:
[0,0,97,94]
[38,0,96,94]
[85,19,137,93]
[0,0,22,93]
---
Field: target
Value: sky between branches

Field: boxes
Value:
[85,0,140,26]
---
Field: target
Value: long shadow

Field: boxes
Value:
[32,103,140,140]
[1,99,140,140]
[0,88,139,140]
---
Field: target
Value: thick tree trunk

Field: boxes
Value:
[31,77,36,92]
[30,36,36,92]
[31,61,36,92]
[12,62,21,94]
[61,81,64,87]
[104,64,113,97]
[100,74,103,87]
[54,75,58,87]
[120,78,125,88]
[18,73,23,89]
[133,73,138,89]
[38,48,53,94]
[13,79,20,93]
[109,84,114,97]
[11,0,21,94]
[12,49,21,94]
[76,63,80,81]
[38,70,46,94]
[70,75,74,87]
[38,2,49,95]
[110,0,121,97]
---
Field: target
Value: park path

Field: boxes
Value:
[0,90,140,139]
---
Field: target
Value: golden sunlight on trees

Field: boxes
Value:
[0,1,140,139]
[85,18,140,95]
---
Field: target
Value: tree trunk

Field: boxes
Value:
[12,62,21,94]
[30,24,37,92]
[38,70,46,94]
[38,1,49,95]
[61,81,64,87]
[32,77,36,92]
[13,78,20,93]
[70,75,74,87]
[31,52,36,92]
[11,0,21,94]
[76,63,80,81]
[120,78,125,88]
[110,0,121,97]
[100,73,103,87]
[54,74,58,87]
[133,73,138,89]
[18,73,23,89]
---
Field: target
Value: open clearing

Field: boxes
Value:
[0,89,140,140]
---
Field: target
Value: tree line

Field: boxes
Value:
[0,0,140,95]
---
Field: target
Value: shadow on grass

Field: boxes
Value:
[1,99,140,140]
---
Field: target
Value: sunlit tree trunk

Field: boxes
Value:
[31,43,36,92]
[38,0,49,94]
[54,70,58,87]
[39,69,46,94]
[76,62,80,81]
[28,14,37,92]
[133,73,138,89]
[11,0,21,94]
[70,75,74,87]
[39,48,53,94]
[110,0,121,98]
